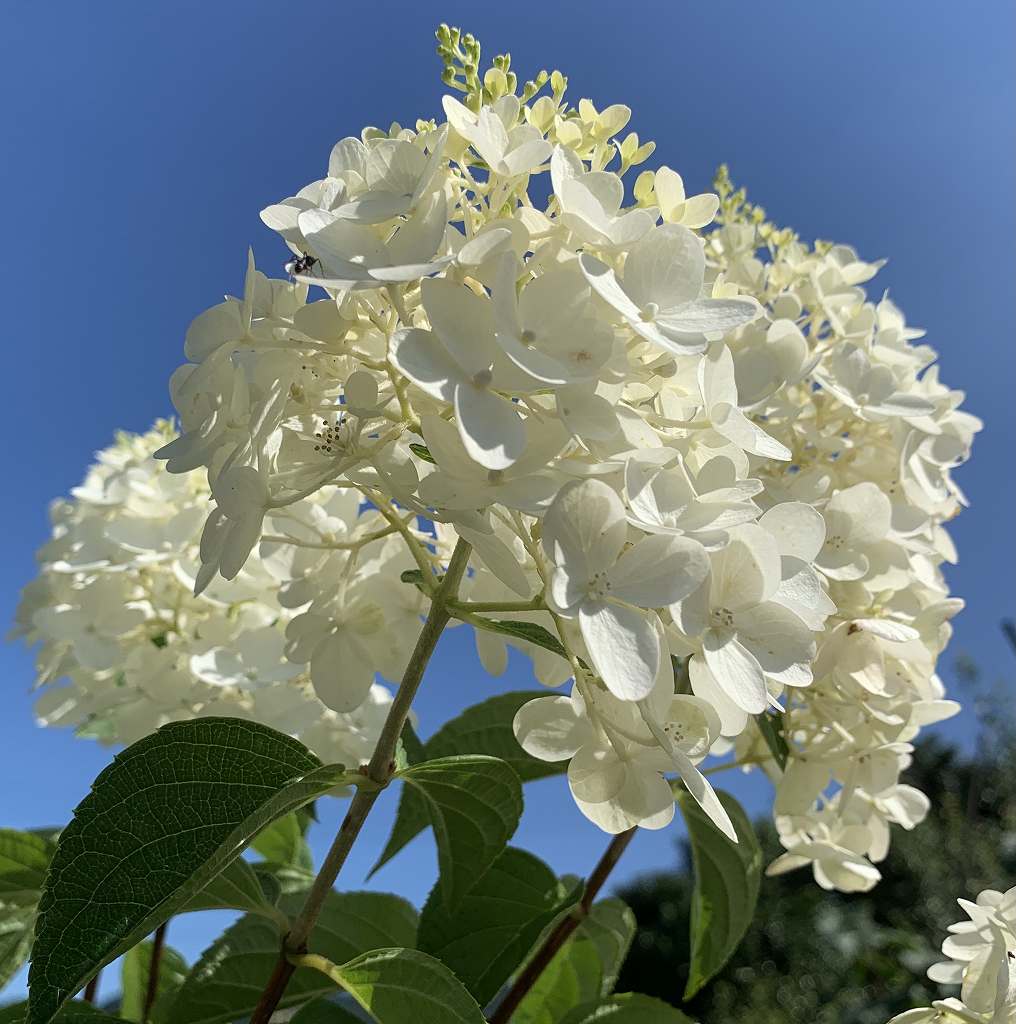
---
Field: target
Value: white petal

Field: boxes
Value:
[671,746,737,842]
[688,656,749,737]
[568,742,626,802]
[580,600,660,701]
[453,383,527,470]
[622,224,704,312]
[542,478,627,573]
[702,629,768,714]
[389,328,459,402]
[759,502,826,562]
[580,253,642,321]
[513,695,592,761]
[421,277,498,377]
[608,534,709,608]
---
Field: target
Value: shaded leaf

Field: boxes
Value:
[418,847,580,1005]
[0,905,35,990]
[677,788,762,998]
[169,891,417,1024]
[252,860,316,897]
[559,993,696,1023]
[290,999,365,1023]
[27,718,357,1024]
[0,830,56,906]
[511,899,636,1024]
[754,712,789,771]
[468,618,566,659]
[250,813,313,870]
[373,695,558,877]
[119,939,188,1023]
[408,443,435,464]
[375,756,522,909]
[0,1006,130,1024]
[305,948,486,1024]
[180,857,284,923]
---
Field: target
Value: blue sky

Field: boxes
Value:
[1,0,1013,1000]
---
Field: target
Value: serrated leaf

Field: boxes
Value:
[559,993,696,1023]
[677,788,761,999]
[373,695,560,877]
[170,891,417,1024]
[511,899,636,1024]
[0,830,56,906]
[250,813,313,870]
[290,1000,365,1023]
[408,443,435,464]
[306,948,486,1024]
[374,756,522,909]
[27,717,357,1024]
[418,847,580,1006]
[0,905,35,989]
[0,1006,130,1024]
[180,857,284,923]
[468,618,567,659]
[754,711,789,770]
[119,939,188,1023]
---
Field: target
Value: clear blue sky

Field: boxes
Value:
[1,0,1013,999]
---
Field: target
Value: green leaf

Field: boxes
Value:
[0,830,56,906]
[180,856,284,923]
[399,569,426,587]
[252,860,316,897]
[290,1000,365,1023]
[467,618,567,659]
[27,717,358,1024]
[408,442,436,464]
[0,1006,130,1024]
[250,812,313,870]
[0,905,35,989]
[677,788,762,999]
[306,948,486,1024]
[170,891,417,1024]
[559,993,696,1023]
[754,711,789,771]
[418,847,580,1006]
[424,692,567,783]
[373,694,561,877]
[376,756,522,909]
[119,939,188,1023]
[511,899,637,1024]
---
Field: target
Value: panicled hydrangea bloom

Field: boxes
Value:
[888,885,1016,1023]
[11,422,436,764]
[36,36,975,883]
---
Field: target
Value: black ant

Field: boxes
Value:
[285,253,319,277]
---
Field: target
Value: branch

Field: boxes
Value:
[142,921,168,1022]
[488,827,637,1024]
[249,537,473,1024]
[82,969,100,1005]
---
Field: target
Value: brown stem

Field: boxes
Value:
[249,539,473,1024]
[82,968,101,1004]
[489,827,637,1024]
[142,921,168,1022]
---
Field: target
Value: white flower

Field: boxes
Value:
[443,96,551,177]
[675,523,815,714]
[581,226,759,356]
[543,478,708,701]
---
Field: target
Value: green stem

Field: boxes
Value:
[248,538,472,1024]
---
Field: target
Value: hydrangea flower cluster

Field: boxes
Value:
[889,885,1016,1022]
[22,35,978,887]
[12,422,419,765]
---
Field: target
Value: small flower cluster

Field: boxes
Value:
[11,422,425,765]
[889,885,1016,1023]
[21,33,977,883]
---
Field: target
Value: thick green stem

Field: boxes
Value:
[248,538,472,1024]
